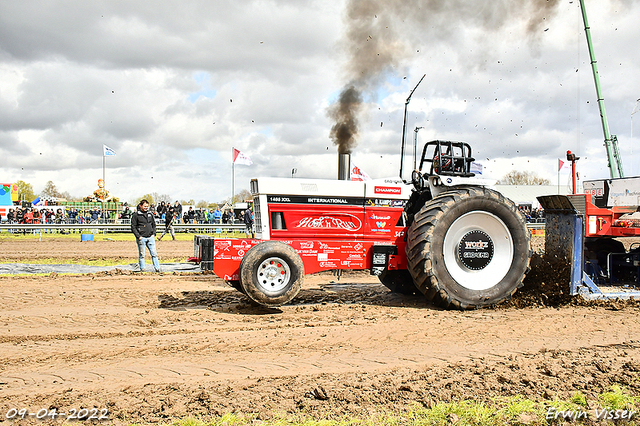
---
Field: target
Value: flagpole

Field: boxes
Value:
[231,147,235,206]
[102,152,106,224]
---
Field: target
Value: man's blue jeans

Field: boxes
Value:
[137,236,160,272]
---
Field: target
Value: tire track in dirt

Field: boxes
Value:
[1,237,640,424]
[2,299,638,395]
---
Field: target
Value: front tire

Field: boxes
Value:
[406,187,531,309]
[239,241,304,307]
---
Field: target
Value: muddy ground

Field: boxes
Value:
[1,236,640,424]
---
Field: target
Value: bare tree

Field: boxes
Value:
[41,180,63,198]
[151,192,173,204]
[499,170,550,185]
[233,189,252,203]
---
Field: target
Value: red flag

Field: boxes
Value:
[558,159,569,172]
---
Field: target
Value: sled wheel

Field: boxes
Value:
[406,187,531,309]
[378,269,419,295]
[239,241,304,307]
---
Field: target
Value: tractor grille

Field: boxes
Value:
[567,194,587,215]
[253,196,262,230]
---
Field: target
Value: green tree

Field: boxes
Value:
[499,170,550,185]
[15,180,36,202]
[196,200,209,208]
[133,193,155,206]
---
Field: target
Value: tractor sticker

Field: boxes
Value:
[296,215,362,232]
[235,240,253,250]
[372,220,391,232]
[319,242,341,251]
[318,253,328,261]
[216,240,233,252]
[299,241,314,249]
[369,214,391,220]
[374,186,401,195]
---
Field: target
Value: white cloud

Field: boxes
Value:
[0,0,639,204]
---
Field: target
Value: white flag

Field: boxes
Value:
[103,145,116,157]
[470,161,483,175]
[233,148,253,165]
[351,162,372,181]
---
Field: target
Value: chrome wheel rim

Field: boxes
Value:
[442,211,514,291]
[256,257,291,294]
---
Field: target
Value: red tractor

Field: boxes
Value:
[197,140,531,309]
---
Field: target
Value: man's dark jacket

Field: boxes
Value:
[131,208,156,239]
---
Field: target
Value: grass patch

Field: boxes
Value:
[599,385,640,411]
[128,386,640,426]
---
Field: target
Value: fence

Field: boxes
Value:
[0,223,247,235]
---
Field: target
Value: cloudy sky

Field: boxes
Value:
[1,0,640,204]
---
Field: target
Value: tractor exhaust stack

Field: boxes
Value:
[338,153,351,180]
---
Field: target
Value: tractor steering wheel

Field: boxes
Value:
[411,170,424,191]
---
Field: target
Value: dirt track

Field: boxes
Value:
[1,238,640,424]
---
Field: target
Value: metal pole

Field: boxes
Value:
[413,126,424,170]
[231,147,235,205]
[579,0,623,178]
[399,74,426,182]
[631,99,640,176]
[102,155,105,224]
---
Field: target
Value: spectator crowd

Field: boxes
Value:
[0,200,248,226]
[518,205,545,223]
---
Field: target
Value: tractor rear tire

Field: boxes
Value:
[239,240,304,307]
[378,269,419,295]
[406,187,531,309]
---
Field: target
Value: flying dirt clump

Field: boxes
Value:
[503,252,640,310]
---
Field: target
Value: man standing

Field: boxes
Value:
[174,201,183,223]
[131,199,160,272]
[157,204,176,241]
[244,207,254,237]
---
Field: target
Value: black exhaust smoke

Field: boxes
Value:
[329,85,362,156]
[327,0,561,169]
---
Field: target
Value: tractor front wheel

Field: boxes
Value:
[239,241,304,306]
